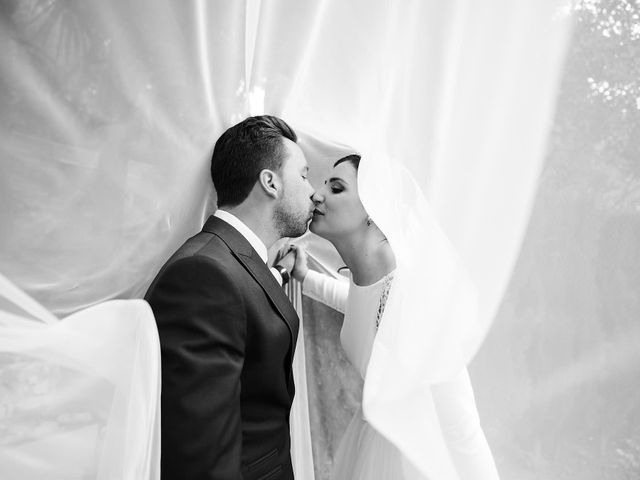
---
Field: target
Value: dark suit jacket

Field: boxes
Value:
[145,215,299,480]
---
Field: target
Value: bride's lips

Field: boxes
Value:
[313,209,324,216]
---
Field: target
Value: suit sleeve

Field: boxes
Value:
[146,256,246,480]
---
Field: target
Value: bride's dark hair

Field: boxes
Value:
[333,153,387,275]
[333,154,361,170]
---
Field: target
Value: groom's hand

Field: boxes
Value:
[284,245,309,282]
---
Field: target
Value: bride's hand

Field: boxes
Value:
[275,244,309,283]
[289,245,309,282]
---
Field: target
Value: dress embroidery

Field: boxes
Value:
[375,274,393,330]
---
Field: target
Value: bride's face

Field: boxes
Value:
[309,160,369,240]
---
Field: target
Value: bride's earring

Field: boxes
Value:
[366,216,372,227]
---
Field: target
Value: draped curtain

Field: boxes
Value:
[0,0,572,478]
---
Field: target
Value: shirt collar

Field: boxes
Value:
[214,209,269,264]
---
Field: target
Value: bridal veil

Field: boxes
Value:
[0,0,571,478]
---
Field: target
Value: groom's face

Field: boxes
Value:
[273,139,315,238]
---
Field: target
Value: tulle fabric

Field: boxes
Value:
[280,1,571,476]
[0,1,573,478]
[0,273,161,480]
[285,280,315,480]
[331,407,426,480]
[302,247,499,480]
[355,144,488,480]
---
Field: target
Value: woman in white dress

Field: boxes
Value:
[278,154,499,479]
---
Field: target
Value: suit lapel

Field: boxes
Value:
[235,251,300,337]
[234,250,299,398]
[202,216,300,345]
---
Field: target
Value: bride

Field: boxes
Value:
[278,154,500,479]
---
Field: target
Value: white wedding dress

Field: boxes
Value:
[302,269,499,480]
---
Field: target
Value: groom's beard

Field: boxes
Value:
[273,203,309,239]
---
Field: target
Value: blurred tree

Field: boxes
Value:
[473,2,640,478]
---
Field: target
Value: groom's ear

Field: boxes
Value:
[257,169,281,200]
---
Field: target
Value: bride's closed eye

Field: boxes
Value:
[324,178,345,194]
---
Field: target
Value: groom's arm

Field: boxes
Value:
[147,256,246,480]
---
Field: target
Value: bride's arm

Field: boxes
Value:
[276,245,349,313]
[432,369,500,479]
[301,269,349,314]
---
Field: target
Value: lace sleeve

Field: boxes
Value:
[375,274,394,330]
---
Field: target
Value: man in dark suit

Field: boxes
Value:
[145,116,315,480]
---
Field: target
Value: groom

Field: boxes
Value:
[145,116,315,480]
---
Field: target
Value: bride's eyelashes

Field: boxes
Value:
[324,179,345,194]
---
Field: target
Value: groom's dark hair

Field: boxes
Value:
[211,115,297,207]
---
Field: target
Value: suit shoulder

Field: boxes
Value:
[145,232,241,299]
[164,231,238,268]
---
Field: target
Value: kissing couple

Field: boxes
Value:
[145,115,500,480]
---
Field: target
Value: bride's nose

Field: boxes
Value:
[311,191,324,204]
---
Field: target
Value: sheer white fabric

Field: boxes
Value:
[280,2,570,477]
[0,273,161,479]
[0,0,571,478]
[285,279,315,479]
[303,271,423,479]
[303,271,499,480]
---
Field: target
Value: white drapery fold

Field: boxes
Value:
[1,0,571,478]
[0,0,570,351]
[278,1,570,477]
[0,274,161,479]
[286,280,316,479]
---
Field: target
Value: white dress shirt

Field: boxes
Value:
[213,209,283,285]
